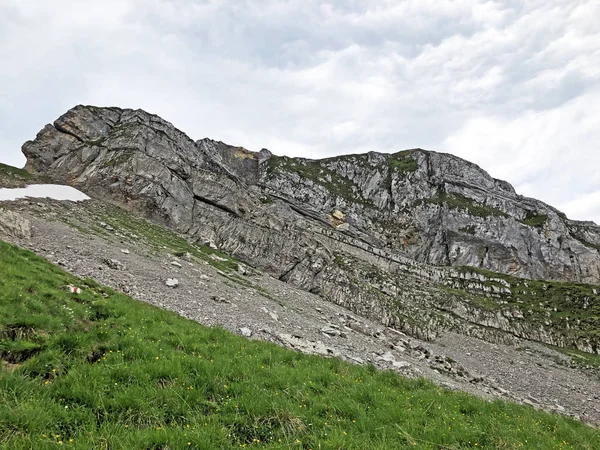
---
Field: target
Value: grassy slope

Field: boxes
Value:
[0,242,598,449]
[0,163,31,179]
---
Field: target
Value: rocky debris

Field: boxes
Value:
[275,333,340,358]
[377,351,396,363]
[211,295,230,304]
[180,252,193,261]
[165,278,179,288]
[99,221,115,232]
[103,258,125,270]
[376,350,411,370]
[120,249,130,254]
[321,326,341,337]
[393,361,411,369]
[240,327,252,337]
[347,355,365,365]
[0,208,31,239]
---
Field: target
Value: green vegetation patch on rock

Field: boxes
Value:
[0,163,31,180]
[572,234,600,252]
[95,205,240,273]
[266,155,372,206]
[426,192,509,219]
[456,266,600,352]
[520,212,548,228]
[387,150,418,174]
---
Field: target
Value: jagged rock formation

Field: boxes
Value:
[22,105,600,353]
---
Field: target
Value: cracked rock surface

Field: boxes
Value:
[18,105,600,355]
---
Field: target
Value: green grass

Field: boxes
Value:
[425,192,509,219]
[100,152,133,168]
[0,163,32,180]
[259,195,274,205]
[458,225,477,235]
[572,235,600,253]
[1,241,599,449]
[520,212,548,228]
[266,156,373,206]
[548,345,600,370]
[388,151,418,174]
[94,205,239,273]
[454,266,600,349]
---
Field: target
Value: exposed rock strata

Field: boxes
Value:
[21,105,600,353]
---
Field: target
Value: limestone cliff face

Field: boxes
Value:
[22,105,600,353]
[256,150,600,284]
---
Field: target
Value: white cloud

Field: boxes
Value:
[0,0,598,222]
[443,89,600,222]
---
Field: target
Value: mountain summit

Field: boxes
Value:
[22,105,600,353]
[23,105,600,283]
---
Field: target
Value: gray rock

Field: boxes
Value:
[165,278,179,288]
[378,351,396,363]
[392,360,411,369]
[321,327,339,337]
[347,355,365,364]
[240,327,252,337]
[120,249,130,254]
[20,105,600,355]
[103,258,125,270]
[0,208,31,239]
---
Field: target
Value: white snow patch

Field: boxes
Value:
[0,184,90,202]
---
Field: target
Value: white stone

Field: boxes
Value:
[240,327,252,337]
[165,278,179,288]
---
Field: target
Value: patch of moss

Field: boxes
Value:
[266,156,372,206]
[259,194,274,204]
[440,286,503,311]
[95,205,240,273]
[0,162,31,180]
[101,152,133,168]
[520,212,548,228]
[425,192,509,219]
[573,235,600,252]
[459,225,477,235]
[333,252,349,269]
[388,150,418,174]
[549,344,600,369]
[456,265,600,344]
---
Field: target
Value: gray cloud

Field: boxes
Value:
[1,0,599,222]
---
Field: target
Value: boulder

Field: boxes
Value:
[0,209,31,239]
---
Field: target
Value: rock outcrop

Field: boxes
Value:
[0,208,31,239]
[21,105,600,353]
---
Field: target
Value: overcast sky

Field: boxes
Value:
[1,1,599,223]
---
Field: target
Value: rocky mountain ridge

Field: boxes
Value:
[21,105,600,354]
